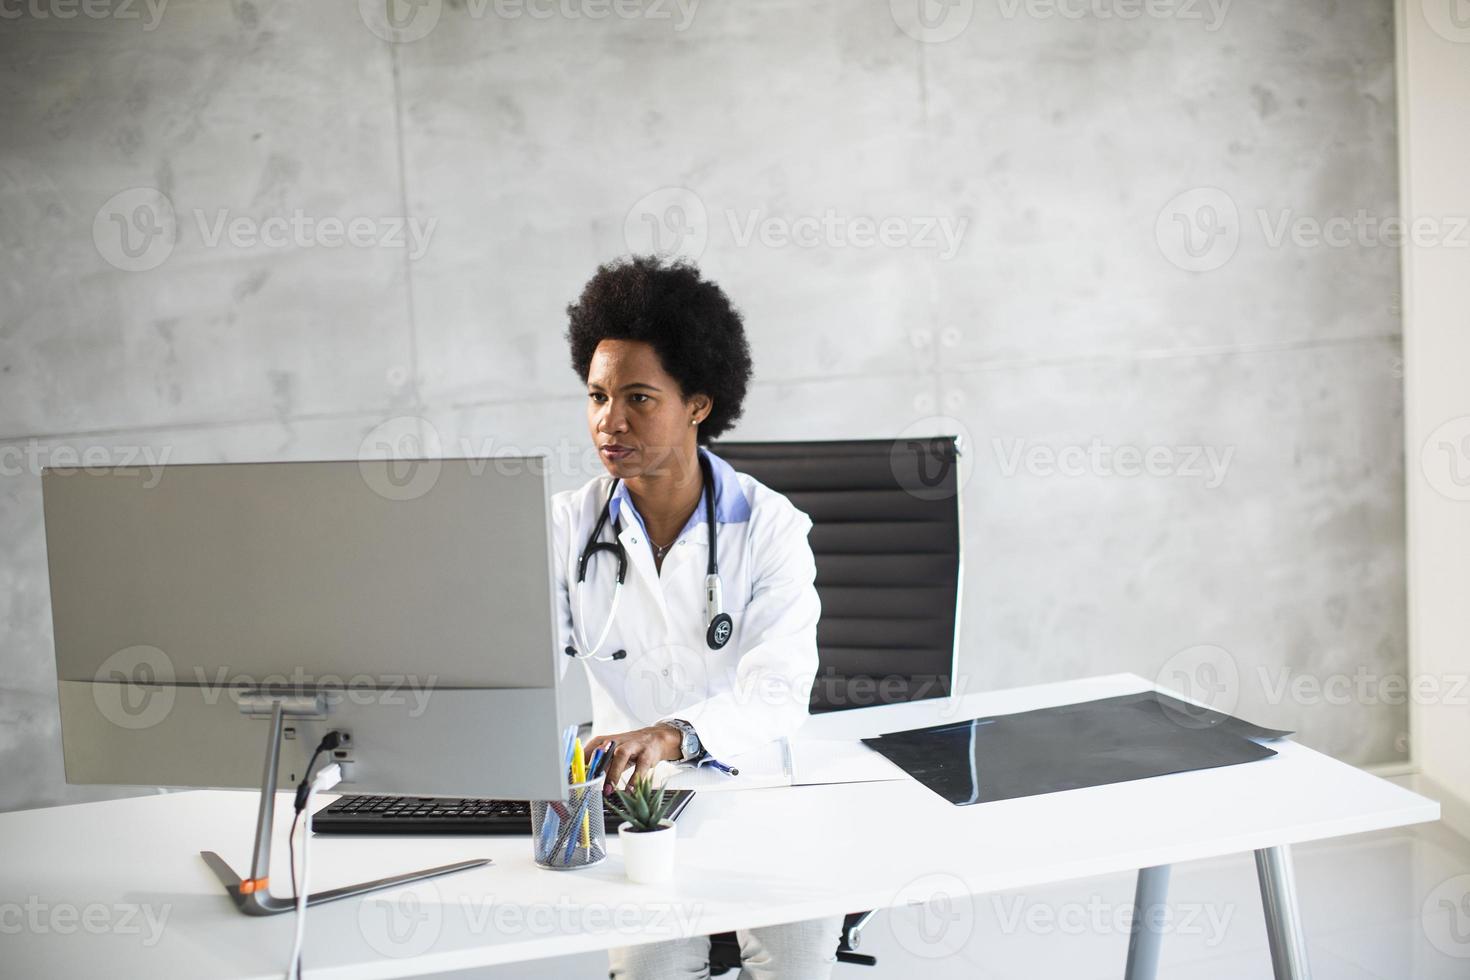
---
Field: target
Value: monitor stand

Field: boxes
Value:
[200,700,489,916]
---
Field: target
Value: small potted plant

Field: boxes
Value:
[607,774,678,884]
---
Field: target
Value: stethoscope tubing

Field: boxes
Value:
[569,452,729,661]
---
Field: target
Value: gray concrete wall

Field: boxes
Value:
[0,0,1405,813]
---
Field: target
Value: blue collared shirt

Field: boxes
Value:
[608,447,752,541]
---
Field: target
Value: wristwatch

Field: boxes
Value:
[660,718,703,762]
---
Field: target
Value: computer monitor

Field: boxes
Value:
[41,456,570,913]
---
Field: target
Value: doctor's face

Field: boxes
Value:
[586,339,708,482]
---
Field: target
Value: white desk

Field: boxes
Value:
[1,674,1438,979]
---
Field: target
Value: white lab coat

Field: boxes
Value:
[550,464,821,761]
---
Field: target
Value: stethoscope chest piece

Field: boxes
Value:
[706,613,733,650]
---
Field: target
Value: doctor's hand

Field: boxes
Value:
[584,725,683,795]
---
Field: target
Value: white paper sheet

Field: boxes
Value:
[657,738,907,792]
[788,739,907,786]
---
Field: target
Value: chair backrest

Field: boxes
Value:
[712,437,962,713]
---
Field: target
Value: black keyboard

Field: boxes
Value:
[312,791,695,836]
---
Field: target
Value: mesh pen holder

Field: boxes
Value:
[531,775,606,870]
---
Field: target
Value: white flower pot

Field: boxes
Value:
[619,820,676,883]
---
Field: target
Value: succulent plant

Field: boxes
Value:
[607,773,676,832]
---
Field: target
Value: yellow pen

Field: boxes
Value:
[571,738,590,848]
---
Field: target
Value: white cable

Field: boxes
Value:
[286,763,342,980]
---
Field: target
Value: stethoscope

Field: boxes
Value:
[564,452,733,662]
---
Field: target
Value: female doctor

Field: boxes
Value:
[552,256,844,980]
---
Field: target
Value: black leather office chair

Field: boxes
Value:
[703,436,963,972]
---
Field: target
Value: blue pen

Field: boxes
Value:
[564,791,594,863]
[593,741,616,781]
[702,757,740,777]
[538,808,561,862]
[586,747,605,783]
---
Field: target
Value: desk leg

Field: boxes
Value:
[1255,845,1312,980]
[1123,864,1171,980]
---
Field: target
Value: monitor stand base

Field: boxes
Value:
[199,700,490,917]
